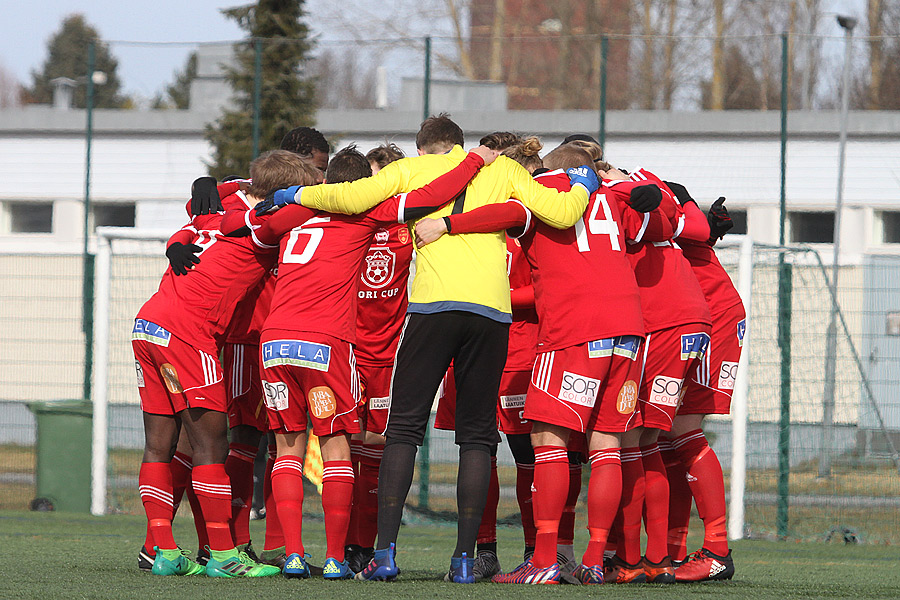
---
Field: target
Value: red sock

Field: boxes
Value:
[192,464,234,551]
[558,462,581,547]
[673,429,728,556]
[531,446,568,568]
[515,462,536,548]
[322,460,355,561]
[225,442,257,546]
[582,448,621,567]
[660,437,691,561]
[346,439,364,547]
[262,445,283,551]
[355,445,382,548]
[139,462,177,550]
[272,455,305,556]
[617,447,645,565]
[641,443,669,563]
[185,481,208,549]
[477,456,499,545]
[170,451,192,515]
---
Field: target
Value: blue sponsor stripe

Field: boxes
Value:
[262,339,331,372]
[587,337,614,358]
[680,332,711,360]
[132,319,171,346]
[613,335,641,360]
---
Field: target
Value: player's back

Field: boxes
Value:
[521,170,644,352]
[678,239,743,317]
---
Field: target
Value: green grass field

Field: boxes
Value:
[2,509,899,600]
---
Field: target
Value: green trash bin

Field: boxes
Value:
[27,400,93,513]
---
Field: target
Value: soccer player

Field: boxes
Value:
[133,150,321,578]
[256,114,597,583]
[229,144,499,580]
[415,143,674,585]
[663,183,742,581]
[600,166,711,584]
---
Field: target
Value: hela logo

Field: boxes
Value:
[681,332,711,361]
[558,371,601,407]
[737,319,746,347]
[650,375,683,407]
[262,339,331,371]
[132,319,171,347]
[718,361,739,390]
[262,380,289,411]
[588,338,614,359]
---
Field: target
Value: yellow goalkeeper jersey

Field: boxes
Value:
[298,145,588,322]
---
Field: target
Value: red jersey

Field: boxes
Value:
[603,169,711,332]
[225,271,276,344]
[520,170,644,351]
[505,235,538,371]
[355,223,414,366]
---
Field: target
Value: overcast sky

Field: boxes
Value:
[1,0,866,104]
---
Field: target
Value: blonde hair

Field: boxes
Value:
[502,136,543,173]
[248,150,321,198]
[566,139,604,162]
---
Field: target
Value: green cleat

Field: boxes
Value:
[150,546,205,576]
[205,548,282,578]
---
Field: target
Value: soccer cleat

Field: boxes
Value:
[443,552,475,584]
[322,557,354,580]
[571,563,604,585]
[491,561,560,584]
[642,556,676,584]
[236,542,260,563]
[259,547,287,570]
[150,547,205,576]
[674,548,734,582]
[345,544,375,574]
[472,550,501,581]
[355,543,399,581]
[205,549,281,578]
[196,547,210,566]
[282,553,311,579]
[138,546,155,572]
[604,555,647,583]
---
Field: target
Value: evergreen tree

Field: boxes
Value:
[153,52,198,109]
[25,14,128,109]
[206,0,317,178]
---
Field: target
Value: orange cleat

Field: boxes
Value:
[641,556,675,584]
[604,555,647,584]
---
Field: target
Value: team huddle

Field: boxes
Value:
[132,115,744,585]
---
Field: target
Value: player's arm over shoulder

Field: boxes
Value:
[506,159,588,229]
[299,158,409,215]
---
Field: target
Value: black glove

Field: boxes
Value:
[166,242,202,275]
[663,181,696,208]
[707,197,733,245]
[629,184,662,213]
[190,176,222,216]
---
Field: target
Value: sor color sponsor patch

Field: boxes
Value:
[737,319,746,347]
[159,363,183,394]
[262,340,331,371]
[617,380,638,414]
[132,319,171,347]
[558,371,601,407]
[135,361,145,388]
[369,396,390,410]
[718,361,739,390]
[500,394,526,410]
[309,386,337,418]
[650,375,683,407]
[680,332,711,361]
[263,380,289,411]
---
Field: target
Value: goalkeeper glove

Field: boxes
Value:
[629,184,662,213]
[662,181,696,208]
[166,242,202,276]
[255,186,303,216]
[707,197,734,245]
[190,177,222,216]
[566,165,600,195]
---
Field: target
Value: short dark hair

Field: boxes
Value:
[416,113,464,154]
[479,131,521,151]
[325,144,372,184]
[280,126,330,156]
[366,143,405,170]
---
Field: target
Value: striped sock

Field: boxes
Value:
[531,446,568,568]
[672,429,729,556]
[582,448,621,567]
[192,464,234,552]
[322,460,355,561]
[139,462,177,550]
[272,455,305,556]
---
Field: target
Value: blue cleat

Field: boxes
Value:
[282,552,311,579]
[355,542,399,581]
[322,557,354,580]
[444,552,475,583]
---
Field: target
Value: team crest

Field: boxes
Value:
[362,247,396,289]
[397,228,410,245]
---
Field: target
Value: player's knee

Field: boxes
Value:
[458,442,492,456]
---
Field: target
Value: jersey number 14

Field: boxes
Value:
[574,193,621,253]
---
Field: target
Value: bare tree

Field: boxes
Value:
[311,48,378,109]
[0,62,22,109]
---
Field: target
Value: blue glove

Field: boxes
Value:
[255,185,302,215]
[566,165,600,195]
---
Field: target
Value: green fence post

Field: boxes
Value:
[82,41,96,403]
[598,36,608,150]
[417,35,432,511]
[252,38,262,160]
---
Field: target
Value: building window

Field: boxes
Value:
[790,211,834,243]
[9,202,53,233]
[728,209,747,235]
[882,211,900,244]
[94,204,135,229]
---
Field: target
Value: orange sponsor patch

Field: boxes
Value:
[397,227,410,245]
[308,386,337,419]
[616,380,638,414]
[160,363,183,394]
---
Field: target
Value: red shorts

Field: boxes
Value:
[132,319,225,415]
[433,364,457,431]
[639,323,712,431]
[524,335,644,434]
[259,330,361,437]
[357,362,393,436]
[681,303,746,415]
[224,343,268,432]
